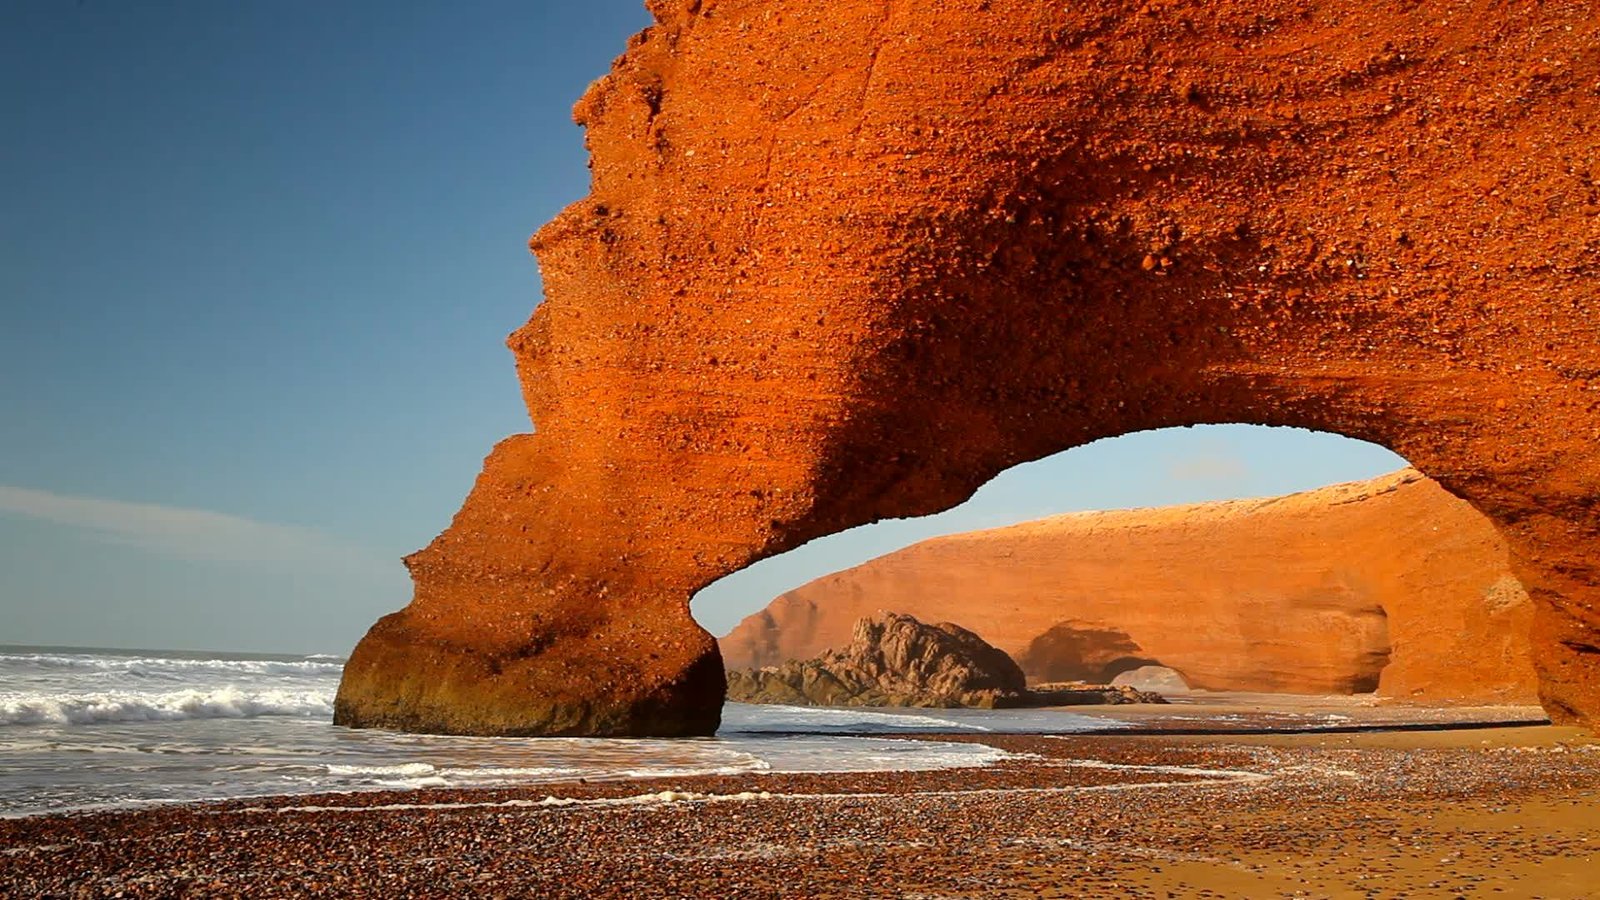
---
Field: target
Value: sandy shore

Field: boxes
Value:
[3,725,1596,898]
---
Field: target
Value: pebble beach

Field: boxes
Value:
[5,725,1597,898]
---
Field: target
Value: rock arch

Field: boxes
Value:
[1017,621,1168,687]
[334,0,1600,735]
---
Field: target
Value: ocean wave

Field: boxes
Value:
[326,763,442,778]
[719,703,992,734]
[325,759,768,785]
[0,687,334,726]
[437,765,588,779]
[0,652,344,678]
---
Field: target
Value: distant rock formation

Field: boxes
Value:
[726,612,1028,708]
[722,470,1539,704]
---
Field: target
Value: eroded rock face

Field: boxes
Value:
[721,470,1539,702]
[337,0,1600,734]
[725,612,1027,708]
[1015,622,1166,686]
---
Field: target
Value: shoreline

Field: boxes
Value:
[5,724,1597,897]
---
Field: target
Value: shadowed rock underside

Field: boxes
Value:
[337,0,1600,735]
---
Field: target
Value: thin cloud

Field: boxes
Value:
[1167,455,1249,482]
[0,484,395,576]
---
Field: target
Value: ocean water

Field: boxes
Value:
[0,645,1120,817]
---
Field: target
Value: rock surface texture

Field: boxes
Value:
[725,612,1027,708]
[722,470,1539,703]
[337,0,1600,735]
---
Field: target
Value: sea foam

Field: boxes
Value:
[0,652,344,677]
[0,686,334,726]
[720,703,993,733]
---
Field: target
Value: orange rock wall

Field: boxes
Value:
[337,0,1600,735]
[721,470,1539,703]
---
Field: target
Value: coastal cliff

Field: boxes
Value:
[722,470,1539,703]
[337,0,1600,735]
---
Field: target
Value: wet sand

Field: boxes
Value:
[3,722,1597,898]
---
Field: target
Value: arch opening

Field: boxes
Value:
[1016,622,1165,686]
[705,425,1539,708]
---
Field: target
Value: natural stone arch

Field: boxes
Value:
[335,0,1600,735]
[1016,621,1168,687]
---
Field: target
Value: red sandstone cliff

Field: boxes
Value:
[721,470,1538,704]
[336,0,1600,736]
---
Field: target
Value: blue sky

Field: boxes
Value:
[1,1,1404,653]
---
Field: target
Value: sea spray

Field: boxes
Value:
[0,686,335,726]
